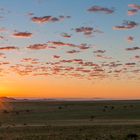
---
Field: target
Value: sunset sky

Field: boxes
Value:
[0,0,140,99]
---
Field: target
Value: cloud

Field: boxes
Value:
[105,62,122,68]
[0,35,4,40]
[12,32,32,38]
[128,9,138,16]
[0,27,6,32]
[27,44,48,50]
[132,56,140,60]
[0,61,10,65]
[0,53,6,58]
[127,36,134,43]
[66,50,80,54]
[113,21,139,30]
[48,41,77,48]
[87,6,114,14]
[93,50,106,53]
[61,33,71,38]
[53,55,60,59]
[31,15,70,24]
[74,27,102,36]
[33,73,49,76]
[134,56,140,59]
[96,54,112,59]
[27,12,34,16]
[0,46,18,51]
[48,41,91,51]
[126,47,140,51]
[21,58,39,64]
[78,44,91,50]
[128,4,140,16]
[10,64,34,76]
[128,4,140,10]
[125,62,136,66]
[26,41,90,53]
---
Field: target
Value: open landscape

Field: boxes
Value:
[0,99,140,140]
[0,0,140,139]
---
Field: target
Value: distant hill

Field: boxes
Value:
[0,97,17,102]
[0,97,122,102]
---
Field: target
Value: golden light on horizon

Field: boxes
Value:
[0,85,7,90]
[0,75,139,99]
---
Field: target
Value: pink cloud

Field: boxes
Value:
[74,27,102,36]
[48,41,77,48]
[21,58,39,64]
[53,55,60,59]
[126,47,140,51]
[27,44,48,50]
[0,46,18,51]
[128,4,140,10]
[127,4,140,16]
[12,32,33,38]
[93,50,106,53]
[128,9,138,16]
[127,36,134,43]
[87,6,114,14]
[61,33,71,38]
[0,53,6,58]
[113,21,139,30]
[66,50,80,54]
[0,27,6,32]
[31,15,70,24]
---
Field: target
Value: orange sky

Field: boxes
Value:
[0,75,139,99]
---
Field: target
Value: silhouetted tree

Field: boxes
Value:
[111,106,114,110]
[90,115,95,121]
[126,133,138,140]
[3,110,9,114]
[58,106,62,109]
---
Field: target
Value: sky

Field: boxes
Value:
[0,0,140,99]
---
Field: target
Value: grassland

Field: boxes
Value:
[0,100,140,140]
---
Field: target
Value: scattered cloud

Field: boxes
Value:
[27,44,48,50]
[125,62,136,66]
[47,41,77,48]
[0,53,6,58]
[53,55,60,59]
[0,1,139,82]
[74,27,102,36]
[87,6,114,14]
[66,50,80,54]
[133,55,140,59]
[128,9,138,16]
[12,32,33,38]
[78,44,91,50]
[61,33,71,38]
[31,15,70,24]
[128,4,140,10]
[96,54,112,59]
[0,27,6,32]
[113,21,139,30]
[127,36,134,43]
[128,4,140,16]
[93,50,106,53]
[0,46,18,51]
[126,47,140,51]
[21,58,39,64]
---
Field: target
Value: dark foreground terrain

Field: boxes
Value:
[0,100,140,140]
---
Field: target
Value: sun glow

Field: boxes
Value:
[0,86,10,97]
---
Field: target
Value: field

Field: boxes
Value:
[0,100,140,140]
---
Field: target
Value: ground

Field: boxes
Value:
[0,100,140,140]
